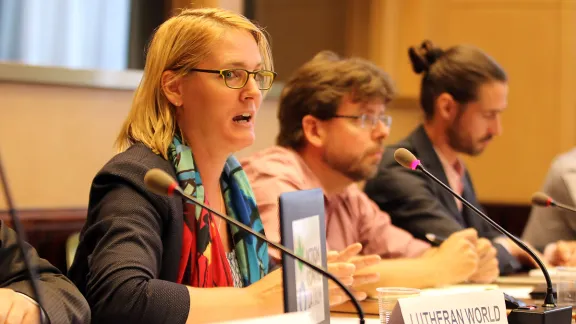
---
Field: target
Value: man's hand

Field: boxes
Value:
[468,238,499,283]
[328,243,381,286]
[503,237,549,268]
[327,243,381,305]
[247,259,363,308]
[0,288,41,324]
[545,240,576,266]
[430,228,479,285]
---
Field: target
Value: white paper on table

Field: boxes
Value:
[420,283,534,299]
[329,317,380,324]
[420,284,499,296]
[212,312,314,324]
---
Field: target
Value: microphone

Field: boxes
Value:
[394,148,572,324]
[144,168,365,324]
[0,151,45,324]
[531,191,576,213]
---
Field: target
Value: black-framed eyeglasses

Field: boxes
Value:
[187,68,277,90]
[329,114,393,130]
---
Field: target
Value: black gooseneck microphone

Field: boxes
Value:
[394,148,572,324]
[531,191,576,213]
[0,150,45,324]
[144,168,365,324]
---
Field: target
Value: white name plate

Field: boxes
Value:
[389,290,508,324]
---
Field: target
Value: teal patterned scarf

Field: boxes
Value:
[168,136,269,287]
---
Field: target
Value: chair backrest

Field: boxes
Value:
[66,232,80,270]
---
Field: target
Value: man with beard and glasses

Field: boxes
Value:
[241,51,500,291]
[364,40,537,275]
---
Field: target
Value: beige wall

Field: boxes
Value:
[0,83,131,209]
[2,0,575,209]
[0,82,279,209]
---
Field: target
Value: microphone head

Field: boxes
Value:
[394,148,421,170]
[531,192,553,207]
[144,168,180,196]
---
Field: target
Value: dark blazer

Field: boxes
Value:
[364,125,521,274]
[68,143,190,324]
[0,220,90,323]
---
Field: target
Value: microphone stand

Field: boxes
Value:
[549,201,576,213]
[417,166,554,306]
[172,186,365,324]
[411,163,572,324]
[0,150,45,324]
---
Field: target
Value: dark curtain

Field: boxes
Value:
[127,0,167,70]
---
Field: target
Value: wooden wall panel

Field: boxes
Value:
[443,1,572,203]
[0,202,530,273]
[559,0,576,151]
[254,0,348,81]
[0,209,87,273]
[345,0,576,204]
[168,0,243,16]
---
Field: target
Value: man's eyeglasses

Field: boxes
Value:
[329,114,393,130]
[187,68,277,90]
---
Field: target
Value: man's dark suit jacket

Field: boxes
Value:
[364,125,521,274]
[0,220,90,323]
[68,143,190,324]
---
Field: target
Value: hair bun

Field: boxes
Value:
[408,40,445,74]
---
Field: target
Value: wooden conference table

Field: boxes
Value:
[329,273,551,320]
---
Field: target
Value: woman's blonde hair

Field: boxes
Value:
[115,8,273,159]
